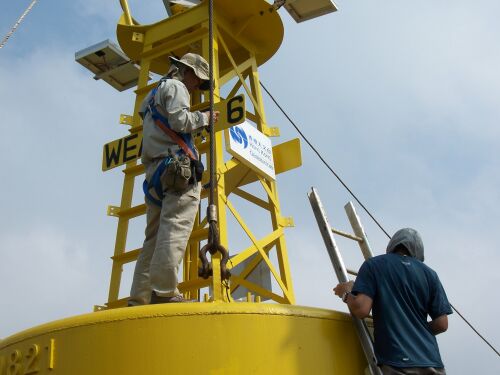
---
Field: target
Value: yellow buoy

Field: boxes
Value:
[1,1,370,374]
[1,303,367,374]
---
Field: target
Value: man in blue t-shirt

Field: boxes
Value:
[334,228,452,375]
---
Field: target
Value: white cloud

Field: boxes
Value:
[0,225,105,338]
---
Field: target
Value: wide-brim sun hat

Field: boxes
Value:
[169,53,211,90]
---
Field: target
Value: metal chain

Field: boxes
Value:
[0,0,39,50]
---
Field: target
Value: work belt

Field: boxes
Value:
[142,78,204,206]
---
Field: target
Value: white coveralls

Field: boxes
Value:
[129,78,207,305]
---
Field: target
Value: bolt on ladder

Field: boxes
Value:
[308,187,382,375]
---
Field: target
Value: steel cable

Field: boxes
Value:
[0,0,39,50]
[208,0,215,206]
[260,81,391,238]
[260,81,500,359]
[198,0,230,282]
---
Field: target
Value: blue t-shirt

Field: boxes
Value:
[352,253,452,368]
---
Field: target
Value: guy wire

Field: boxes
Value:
[260,80,500,358]
[0,0,39,50]
[260,81,390,238]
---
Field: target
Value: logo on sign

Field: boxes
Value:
[226,120,276,181]
[229,126,248,149]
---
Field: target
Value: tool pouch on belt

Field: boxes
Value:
[191,159,204,183]
[162,154,192,192]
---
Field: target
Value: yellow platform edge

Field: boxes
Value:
[0,304,368,375]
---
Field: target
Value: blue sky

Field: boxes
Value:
[1,0,499,373]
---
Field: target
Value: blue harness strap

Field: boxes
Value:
[143,157,172,207]
[143,179,162,207]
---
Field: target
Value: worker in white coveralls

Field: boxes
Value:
[129,53,219,305]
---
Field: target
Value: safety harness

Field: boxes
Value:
[142,78,199,207]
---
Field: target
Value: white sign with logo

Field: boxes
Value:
[225,120,276,181]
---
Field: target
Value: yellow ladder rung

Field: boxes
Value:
[111,248,140,264]
[123,164,144,176]
[107,204,146,219]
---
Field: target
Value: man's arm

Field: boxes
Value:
[333,281,373,319]
[428,271,452,336]
[346,293,373,319]
[428,314,448,335]
[162,81,207,133]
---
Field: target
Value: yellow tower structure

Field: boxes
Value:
[0,1,369,374]
[105,0,301,307]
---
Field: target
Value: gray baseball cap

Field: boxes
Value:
[169,53,210,90]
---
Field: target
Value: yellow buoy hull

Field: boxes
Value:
[1,303,367,374]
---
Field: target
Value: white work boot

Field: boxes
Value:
[150,291,196,304]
